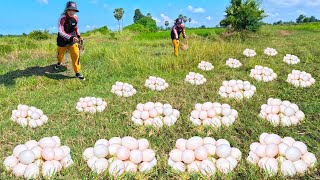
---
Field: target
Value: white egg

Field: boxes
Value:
[278,143,289,156]
[186,136,203,150]
[24,140,38,150]
[264,134,282,145]
[182,150,195,164]
[187,161,200,172]
[169,149,183,162]
[199,159,216,175]
[216,158,232,174]
[24,163,39,179]
[282,137,295,146]
[42,148,55,161]
[93,158,109,174]
[13,144,28,158]
[204,144,216,155]
[83,147,94,161]
[216,139,230,146]
[216,144,232,158]
[95,139,109,147]
[93,144,109,158]
[116,146,130,160]
[231,147,242,161]
[108,144,121,156]
[124,161,137,172]
[130,150,143,164]
[42,161,57,177]
[263,158,278,175]
[265,144,278,158]
[255,144,266,157]
[203,137,216,145]
[39,137,57,148]
[302,152,317,167]
[194,146,208,160]
[60,155,74,168]
[108,159,125,176]
[292,141,308,154]
[142,149,155,162]
[3,155,19,171]
[281,160,296,176]
[122,136,139,150]
[138,138,149,151]
[285,147,302,161]
[53,148,65,161]
[18,150,35,165]
[13,163,27,177]
[172,162,186,172]
[87,156,98,169]
[293,160,308,174]
[246,151,260,164]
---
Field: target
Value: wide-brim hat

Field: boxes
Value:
[66,1,79,12]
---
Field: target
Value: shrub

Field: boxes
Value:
[28,30,50,40]
[220,0,266,32]
[123,24,150,33]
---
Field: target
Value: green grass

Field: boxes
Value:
[0,24,319,179]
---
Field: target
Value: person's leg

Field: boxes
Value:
[55,46,67,69]
[68,43,85,80]
[172,39,179,57]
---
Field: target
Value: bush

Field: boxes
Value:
[123,24,150,33]
[135,17,158,32]
[220,0,266,32]
[28,30,50,40]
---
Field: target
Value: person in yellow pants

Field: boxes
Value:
[171,18,187,57]
[54,1,85,80]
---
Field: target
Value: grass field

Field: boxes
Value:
[0,23,319,179]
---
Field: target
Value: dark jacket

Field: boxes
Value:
[57,14,80,47]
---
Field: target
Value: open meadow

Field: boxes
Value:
[0,23,319,179]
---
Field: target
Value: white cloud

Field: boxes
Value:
[188,5,205,13]
[161,13,172,22]
[268,0,320,6]
[86,25,96,30]
[152,17,162,24]
[296,9,306,15]
[90,0,99,4]
[266,12,280,17]
[38,0,48,4]
[190,19,199,24]
[206,16,212,20]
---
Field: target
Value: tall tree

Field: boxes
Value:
[146,13,152,18]
[188,18,192,27]
[309,16,317,22]
[183,16,188,24]
[296,14,306,23]
[114,8,124,32]
[165,21,169,30]
[133,9,144,23]
[220,0,266,32]
[179,14,184,18]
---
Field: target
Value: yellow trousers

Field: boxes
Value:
[57,43,80,73]
[172,39,179,57]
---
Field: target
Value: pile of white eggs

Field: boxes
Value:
[259,98,305,127]
[145,76,169,91]
[226,58,242,68]
[83,137,157,176]
[249,65,277,82]
[198,61,214,71]
[76,97,107,113]
[264,48,278,56]
[189,102,238,128]
[287,70,315,88]
[131,102,180,127]
[11,104,48,128]
[111,82,137,97]
[247,133,317,176]
[185,72,207,85]
[168,137,242,175]
[218,80,256,99]
[243,48,257,57]
[283,54,300,65]
[3,136,73,179]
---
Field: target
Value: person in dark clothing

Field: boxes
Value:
[54,1,85,80]
[171,18,187,57]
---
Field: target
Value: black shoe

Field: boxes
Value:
[54,63,61,70]
[76,73,85,80]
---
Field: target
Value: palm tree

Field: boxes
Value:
[165,21,169,30]
[183,16,188,24]
[188,18,192,27]
[114,8,124,32]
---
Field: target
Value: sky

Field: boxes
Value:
[0,0,320,35]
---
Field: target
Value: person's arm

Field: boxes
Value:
[58,16,73,41]
[182,25,187,39]
[74,15,81,38]
[172,25,179,40]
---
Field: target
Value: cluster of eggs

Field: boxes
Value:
[189,102,238,128]
[249,65,277,82]
[11,104,48,128]
[131,102,180,127]
[111,82,137,97]
[3,136,73,179]
[76,97,107,113]
[226,58,242,68]
[287,70,315,88]
[264,48,278,56]
[83,137,157,176]
[283,54,300,65]
[259,98,305,127]
[247,133,317,176]
[218,80,256,99]
[185,72,207,85]
[168,137,242,176]
[198,61,214,71]
[243,48,257,57]
[145,76,169,91]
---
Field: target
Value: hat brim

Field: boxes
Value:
[66,8,79,12]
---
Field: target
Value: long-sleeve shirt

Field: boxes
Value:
[58,14,80,41]
[171,24,186,40]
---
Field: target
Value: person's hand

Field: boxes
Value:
[73,37,79,43]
